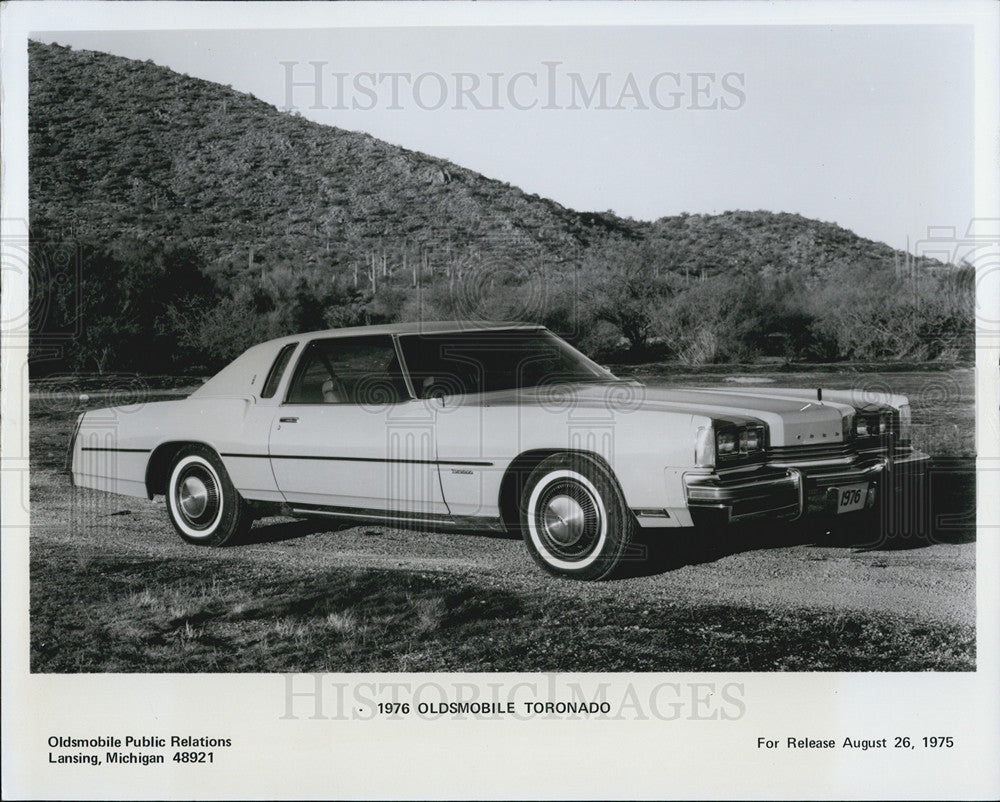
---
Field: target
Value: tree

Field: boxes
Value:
[581,239,679,352]
[31,236,213,373]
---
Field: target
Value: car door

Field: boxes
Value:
[395,331,529,518]
[268,334,448,516]
[396,328,618,520]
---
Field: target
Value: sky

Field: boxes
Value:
[37,24,974,251]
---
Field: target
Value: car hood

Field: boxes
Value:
[461,381,870,447]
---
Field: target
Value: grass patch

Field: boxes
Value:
[31,545,974,673]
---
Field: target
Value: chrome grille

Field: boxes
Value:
[712,464,796,486]
[767,442,854,461]
[768,437,893,463]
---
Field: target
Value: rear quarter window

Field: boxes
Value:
[260,343,298,399]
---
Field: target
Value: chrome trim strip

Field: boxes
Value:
[801,458,888,486]
[290,504,506,532]
[221,452,493,467]
[391,333,418,401]
[768,456,856,468]
[884,449,931,467]
[80,446,152,453]
[293,507,438,523]
[685,474,800,501]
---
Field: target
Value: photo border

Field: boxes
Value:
[3,2,998,799]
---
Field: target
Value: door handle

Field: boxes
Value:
[279,417,299,423]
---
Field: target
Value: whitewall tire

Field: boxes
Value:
[519,453,634,580]
[166,446,254,546]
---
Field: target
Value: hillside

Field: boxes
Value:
[29,41,950,281]
[29,41,621,280]
[28,41,971,372]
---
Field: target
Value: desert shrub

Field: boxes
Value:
[31,236,214,374]
[808,262,973,361]
[647,263,971,365]
[579,238,681,352]
[654,275,799,364]
[168,283,275,369]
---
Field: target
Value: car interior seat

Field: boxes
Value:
[322,375,347,403]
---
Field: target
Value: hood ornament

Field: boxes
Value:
[799,389,824,411]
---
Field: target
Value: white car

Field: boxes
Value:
[70,322,930,579]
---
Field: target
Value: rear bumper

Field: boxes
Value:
[684,448,930,525]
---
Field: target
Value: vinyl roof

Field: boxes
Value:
[261,320,543,347]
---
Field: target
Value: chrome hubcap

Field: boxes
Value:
[174,462,221,531]
[543,494,586,545]
[531,476,603,563]
[179,476,209,518]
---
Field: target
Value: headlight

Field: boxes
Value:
[716,423,765,462]
[717,429,738,456]
[739,426,763,452]
[695,421,766,467]
[853,410,894,438]
[854,414,874,437]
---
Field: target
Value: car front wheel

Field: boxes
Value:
[519,453,634,580]
[166,445,254,546]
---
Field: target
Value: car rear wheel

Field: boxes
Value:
[166,446,254,546]
[519,453,634,580]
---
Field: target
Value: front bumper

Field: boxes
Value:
[684,448,930,525]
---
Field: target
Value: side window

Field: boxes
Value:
[285,335,410,405]
[260,343,298,399]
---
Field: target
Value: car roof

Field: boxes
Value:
[261,321,544,347]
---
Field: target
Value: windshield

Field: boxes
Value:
[397,328,617,398]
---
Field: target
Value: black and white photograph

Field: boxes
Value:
[2,1,998,799]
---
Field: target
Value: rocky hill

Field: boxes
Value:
[29,41,948,283]
[28,41,969,372]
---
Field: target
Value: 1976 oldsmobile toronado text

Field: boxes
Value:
[279,676,747,721]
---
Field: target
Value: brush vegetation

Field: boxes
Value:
[29,41,973,375]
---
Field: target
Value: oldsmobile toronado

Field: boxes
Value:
[70,322,929,579]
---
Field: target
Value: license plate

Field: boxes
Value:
[835,483,868,513]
